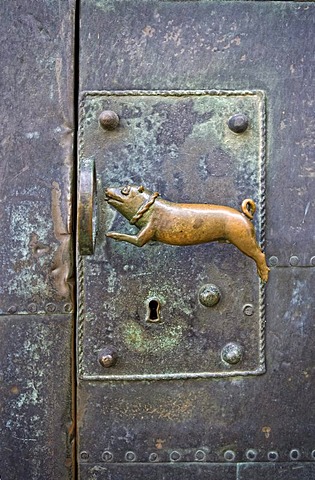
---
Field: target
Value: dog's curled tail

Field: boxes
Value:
[241,198,256,220]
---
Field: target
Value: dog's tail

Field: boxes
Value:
[241,199,256,220]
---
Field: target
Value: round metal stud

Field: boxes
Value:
[194,450,206,461]
[149,452,159,462]
[289,255,299,266]
[224,450,236,462]
[269,256,279,267]
[99,110,120,130]
[28,303,37,313]
[125,451,136,462]
[7,305,17,314]
[221,342,243,365]
[289,449,301,461]
[311,450,315,460]
[45,303,56,313]
[267,451,279,461]
[98,346,118,368]
[243,304,254,316]
[102,451,113,462]
[310,256,315,266]
[170,451,181,462]
[80,451,89,462]
[228,113,249,133]
[64,303,72,313]
[246,449,258,461]
[199,284,221,307]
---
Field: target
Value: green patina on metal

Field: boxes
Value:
[78,90,266,380]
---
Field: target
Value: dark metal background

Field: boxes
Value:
[0,1,314,479]
[0,1,75,478]
[78,1,315,479]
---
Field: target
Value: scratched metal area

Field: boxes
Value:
[78,90,266,379]
[77,1,315,479]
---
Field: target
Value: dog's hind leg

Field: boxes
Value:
[230,234,269,282]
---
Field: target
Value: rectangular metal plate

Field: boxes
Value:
[78,90,266,380]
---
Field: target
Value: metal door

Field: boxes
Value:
[76,2,315,480]
[1,2,315,480]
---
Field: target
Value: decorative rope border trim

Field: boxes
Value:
[77,89,266,380]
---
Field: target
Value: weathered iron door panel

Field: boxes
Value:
[0,1,75,479]
[77,2,315,480]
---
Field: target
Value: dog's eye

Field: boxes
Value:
[121,186,131,195]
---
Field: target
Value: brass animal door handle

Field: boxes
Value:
[105,185,269,282]
[78,158,97,255]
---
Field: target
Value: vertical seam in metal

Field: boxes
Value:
[73,0,81,478]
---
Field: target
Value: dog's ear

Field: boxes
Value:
[138,185,144,193]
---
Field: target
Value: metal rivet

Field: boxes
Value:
[98,346,118,368]
[221,343,243,365]
[246,449,258,461]
[170,451,181,462]
[289,449,301,461]
[267,451,279,461]
[224,450,236,462]
[99,110,120,130]
[7,305,17,314]
[243,304,254,316]
[310,256,315,266]
[199,284,221,307]
[311,450,315,460]
[27,303,37,313]
[64,303,72,313]
[228,113,249,133]
[80,451,89,461]
[125,451,136,462]
[102,451,113,462]
[45,303,56,313]
[194,450,206,461]
[289,255,299,266]
[269,256,279,267]
[149,452,159,462]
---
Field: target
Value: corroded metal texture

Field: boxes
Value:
[0,1,75,478]
[78,2,315,479]
[78,91,265,380]
[0,1,75,316]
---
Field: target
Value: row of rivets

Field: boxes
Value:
[269,255,315,267]
[6,303,72,314]
[99,111,249,134]
[80,448,314,463]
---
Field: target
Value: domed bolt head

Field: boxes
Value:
[199,284,221,307]
[221,342,243,365]
[228,113,249,133]
[99,110,120,130]
[98,346,118,368]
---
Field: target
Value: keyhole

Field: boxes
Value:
[147,299,161,323]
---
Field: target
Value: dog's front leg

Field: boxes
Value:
[106,223,154,247]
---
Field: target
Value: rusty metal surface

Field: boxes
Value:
[79,0,315,267]
[78,270,315,469]
[78,91,265,380]
[0,1,75,315]
[77,2,315,479]
[79,463,237,479]
[0,1,75,478]
[0,315,73,479]
[238,462,315,480]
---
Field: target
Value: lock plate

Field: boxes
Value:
[78,90,266,379]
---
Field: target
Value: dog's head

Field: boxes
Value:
[105,185,152,220]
